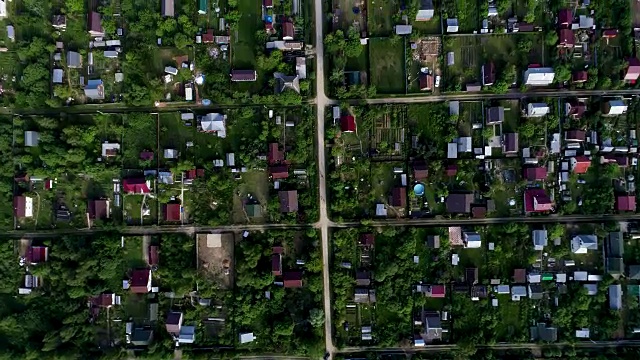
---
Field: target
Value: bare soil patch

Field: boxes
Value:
[197,233,234,289]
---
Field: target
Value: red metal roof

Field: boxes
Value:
[88,199,109,219]
[283,271,303,288]
[340,115,356,132]
[130,269,151,293]
[430,284,446,297]
[90,293,114,307]
[185,168,205,179]
[524,189,553,213]
[602,29,618,38]
[268,143,284,164]
[263,0,273,7]
[557,9,572,26]
[524,167,547,181]
[558,29,574,46]
[282,21,294,39]
[271,253,282,275]
[572,156,591,174]
[617,195,636,211]
[123,178,150,194]
[26,246,48,264]
[163,203,181,221]
[202,29,214,43]
[269,164,289,179]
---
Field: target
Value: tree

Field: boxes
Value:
[309,309,325,328]
[546,31,558,46]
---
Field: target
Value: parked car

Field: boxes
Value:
[435,75,441,88]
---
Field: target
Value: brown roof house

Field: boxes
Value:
[572,71,588,84]
[88,199,110,220]
[268,143,284,164]
[482,62,496,86]
[90,293,120,308]
[279,190,298,213]
[565,100,586,119]
[390,187,407,208]
[87,11,104,37]
[14,195,34,218]
[413,161,428,181]
[558,29,574,48]
[446,193,474,213]
[269,164,289,179]
[282,21,295,41]
[231,70,257,82]
[272,253,282,276]
[165,312,183,335]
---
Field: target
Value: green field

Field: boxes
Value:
[369,38,405,94]
[233,0,263,68]
[368,0,396,36]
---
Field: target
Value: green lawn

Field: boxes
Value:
[123,236,146,270]
[367,0,396,36]
[159,113,196,167]
[369,38,405,94]
[412,15,441,35]
[123,113,158,169]
[233,0,262,68]
[346,46,369,72]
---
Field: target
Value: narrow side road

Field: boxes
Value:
[313,0,335,356]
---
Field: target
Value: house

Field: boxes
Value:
[533,230,548,251]
[279,190,298,213]
[84,79,105,100]
[558,29,574,48]
[570,156,591,174]
[421,311,442,341]
[445,164,457,176]
[584,283,598,295]
[528,284,543,299]
[163,148,179,159]
[140,151,154,161]
[274,73,300,94]
[511,286,527,301]
[67,51,82,68]
[129,269,152,293]
[557,9,573,26]
[87,11,104,37]
[14,196,34,218]
[579,15,594,29]
[52,68,64,84]
[523,68,555,86]
[340,114,357,133]
[239,332,256,344]
[231,70,257,82]
[486,106,504,125]
[161,0,174,16]
[264,0,273,7]
[24,131,39,147]
[565,129,586,142]
[572,71,588,83]
[390,187,406,208]
[268,143,284,164]
[617,195,635,211]
[524,167,547,181]
[575,329,590,338]
[123,178,151,194]
[565,100,586,119]
[609,284,622,310]
[482,62,496,86]
[282,21,295,40]
[446,18,459,33]
[426,235,440,249]
[415,0,434,21]
[395,25,413,35]
[130,328,154,346]
[90,293,120,308]
[200,113,227,137]
[419,73,433,91]
[88,199,110,220]
[463,233,481,249]
[360,233,375,247]
[571,235,598,254]
[163,203,181,222]
[183,168,204,184]
[530,323,558,342]
[602,29,618,38]
[417,284,445,298]
[201,29,215,43]
[513,269,527,283]
[495,285,510,294]
[198,0,207,14]
[624,58,640,82]
[52,15,67,30]
[101,143,120,157]
[26,246,49,264]
[148,245,159,266]
[524,188,553,213]
[604,100,627,116]
[413,161,428,181]
[272,253,282,275]
[356,271,371,286]
[283,271,303,288]
[527,103,550,117]
[502,133,519,154]
[166,312,183,335]
[270,164,289,179]
[446,193,474,213]
[629,265,640,280]
[293,57,307,80]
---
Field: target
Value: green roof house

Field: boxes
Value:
[245,203,262,218]
[198,0,207,14]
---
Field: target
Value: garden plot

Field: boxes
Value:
[369,38,405,94]
[197,232,234,289]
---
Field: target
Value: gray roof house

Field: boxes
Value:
[421,311,442,341]
[162,0,174,17]
[486,106,504,125]
[415,0,434,21]
[24,131,39,147]
[571,235,598,254]
[533,230,548,251]
[530,323,558,342]
[67,51,82,68]
[84,79,105,100]
[274,73,300,94]
[629,265,640,280]
[609,284,622,310]
[528,284,543,300]
[395,25,413,35]
[607,232,624,257]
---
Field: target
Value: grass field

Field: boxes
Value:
[367,0,396,36]
[412,16,441,34]
[159,113,196,167]
[123,113,158,169]
[369,38,405,94]
[444,36,480,87]
[233,0,263,68]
